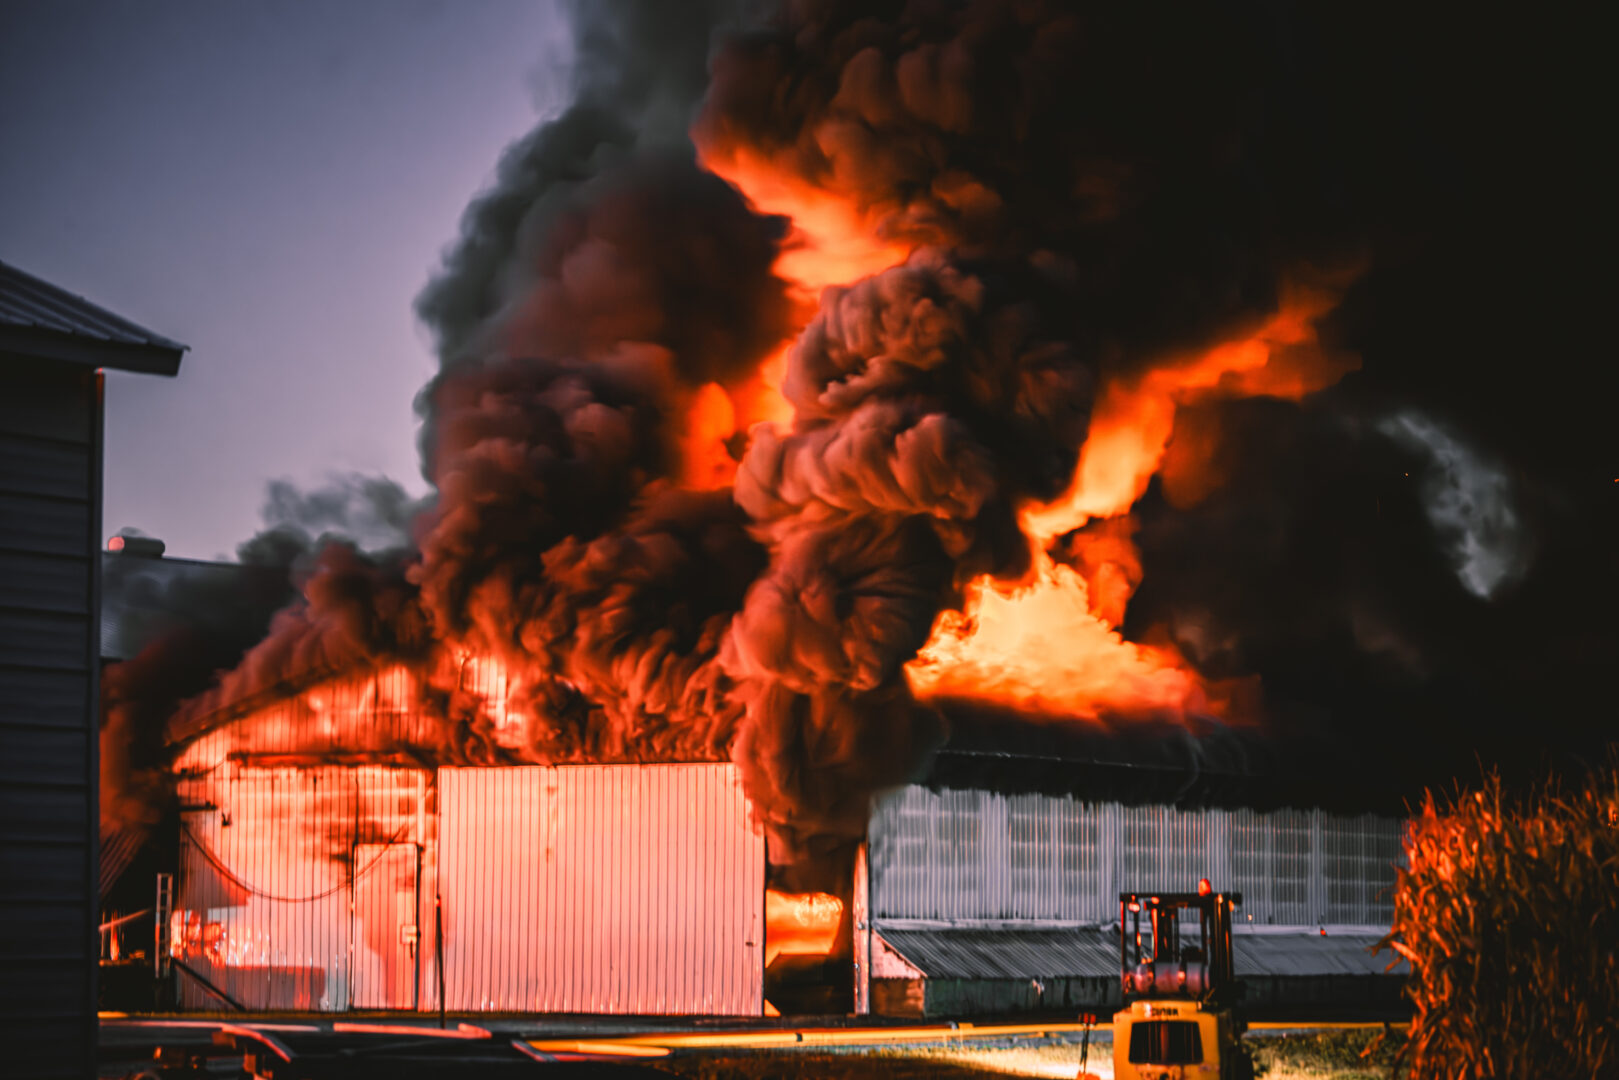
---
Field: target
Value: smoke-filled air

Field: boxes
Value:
[107,0,1591,879]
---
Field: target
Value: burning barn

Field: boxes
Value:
[97,0,1571,1026]
[160,665,765,1014]
[140,658,1405,1018]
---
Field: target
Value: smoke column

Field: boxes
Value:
[141,0,1370,866]
[116,0,1613,874]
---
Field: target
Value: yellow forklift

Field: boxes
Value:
[1112,880,1253,1080]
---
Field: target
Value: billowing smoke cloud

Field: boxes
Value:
[256,473,423,557]
[113,0,1613,872]
[684,0,1375,850]
[693,2,1357,354]
[414,0,759,378]
[134,1,1388,859]
[101,474,422,831]
[155,2,794,831]
[719,252,1095,850]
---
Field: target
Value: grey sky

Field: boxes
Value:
[1,0,572,559]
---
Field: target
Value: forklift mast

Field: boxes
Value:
[1118,883,1242,1008]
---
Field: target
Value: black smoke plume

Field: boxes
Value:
[111,0,1613,869]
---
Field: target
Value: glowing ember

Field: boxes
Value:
[765,889,842,967]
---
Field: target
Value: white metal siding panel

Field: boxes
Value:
[871,788,1116,924]
[174,765,428,1010]
[870,786,1404,931]
[439,764,764,1015]
[1231,807,1313,926]
[1119,804,1209,891]
[1321,812,1403,925]
[351,843,420,1008]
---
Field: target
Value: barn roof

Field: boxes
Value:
[878,923,1118,980]
[0,258,186,374]
[927,702,1407,816]
[158,660,1403,816]
[874,923,1404,980]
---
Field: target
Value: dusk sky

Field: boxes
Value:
[1,0,572,559]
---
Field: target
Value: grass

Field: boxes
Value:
[1250,1028,1402,1080]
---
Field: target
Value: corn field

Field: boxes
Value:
[1381,762,1619,1079]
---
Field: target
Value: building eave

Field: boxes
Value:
[1,324,185,376]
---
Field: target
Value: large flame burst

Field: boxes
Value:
[699,143,1356,727]
[909,289,1354,722]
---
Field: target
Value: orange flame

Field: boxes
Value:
[676,348,797,490]
[909,284,1356,722]
[700,145,913,303]
[1024,284,1352,540]
[765,889,843,967]
[701,132,1357,727]
[906,558,1210,720]
[678,382,740,490]
[170,909,259,968]
[686,142,915,488]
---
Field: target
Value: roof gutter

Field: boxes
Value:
[0,324,185,376]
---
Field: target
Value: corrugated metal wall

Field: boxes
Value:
[438,764,765,1015]
[175,765,430,1010]
[870,786,1403,928]
[172,761,764,1014]
[0,364,101,1075]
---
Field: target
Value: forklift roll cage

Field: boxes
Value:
[1118,889,1242,1008]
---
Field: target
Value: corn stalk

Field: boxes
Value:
[1379,760,1618,1078]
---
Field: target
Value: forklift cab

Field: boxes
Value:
[1113,882,1251,1080]
[1119,883,1241,1006]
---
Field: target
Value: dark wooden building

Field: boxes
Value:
[1,260,184,1078]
